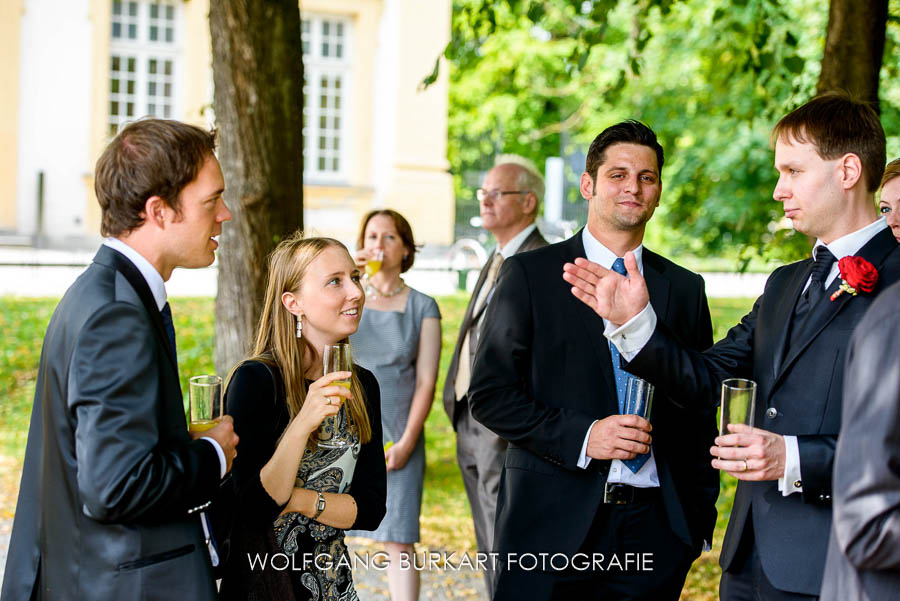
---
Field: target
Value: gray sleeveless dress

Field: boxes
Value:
[347,287,441,543]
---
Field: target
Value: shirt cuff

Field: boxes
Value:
[604,303,657,361]
[777,435,802,496]
[201,437,227,480]
[577,421,599,469]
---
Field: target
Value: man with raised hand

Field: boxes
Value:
[564,93,900,600]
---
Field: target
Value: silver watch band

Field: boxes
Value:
[312,491,326,520]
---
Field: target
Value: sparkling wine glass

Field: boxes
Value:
[319,343,353,448]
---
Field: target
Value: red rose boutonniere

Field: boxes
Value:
[830,256,878,301]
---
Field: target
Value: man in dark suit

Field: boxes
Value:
[443,155,548,596]
[820,279,900,601]
[468,122,719,600]
[564,93,900,600]
[1,119,239,601]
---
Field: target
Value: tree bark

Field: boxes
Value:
[817,0,888,110]
[210,1,304,376]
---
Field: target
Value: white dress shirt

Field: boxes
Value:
[103,238,227,479]
[605,217,889,496]
[575,228,659,488]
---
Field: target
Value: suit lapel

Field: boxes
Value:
[458,252,494,340]
[463,230,544,336]
[562,233,618,407]
[635,250,671,427]
[770,261,813,378]
[518,227,546,253]
[777,228,898,382]
[93,246,178,374]
[642,250,670,325]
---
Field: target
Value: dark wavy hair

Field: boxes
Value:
[585,120,664,182]
[95,119,217,236]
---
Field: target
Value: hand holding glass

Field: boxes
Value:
[364,250,383,279]
[319,344,353,448]
[720,378,756,438]
[624,377,654,420]
[189,375,223,432]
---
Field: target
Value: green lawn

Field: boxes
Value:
[0,294,755,599]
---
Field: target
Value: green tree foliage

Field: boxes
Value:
[446,0,900,264]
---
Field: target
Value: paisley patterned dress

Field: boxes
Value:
[219,360,386,601]
[273,410,361,601]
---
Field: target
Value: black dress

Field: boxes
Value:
[219,360,387,601]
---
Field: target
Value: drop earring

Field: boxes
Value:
[296,314,303,339]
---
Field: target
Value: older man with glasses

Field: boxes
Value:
[443,155,548,598]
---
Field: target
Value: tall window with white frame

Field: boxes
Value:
[302,15,352,183]
[109,0,182,137]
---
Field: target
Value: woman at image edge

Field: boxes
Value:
[219,233,386,601]
[879,158,900,242]
[347,210,442,601]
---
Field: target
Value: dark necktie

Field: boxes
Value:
[607,258,650,474]
[790,246,837,348]
[160,302,178,365]
[163,300,219,564]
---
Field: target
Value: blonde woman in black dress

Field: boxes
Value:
[220,234,386,601]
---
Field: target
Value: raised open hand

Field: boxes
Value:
[562,251,649,326]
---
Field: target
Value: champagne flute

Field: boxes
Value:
[189,375,223,433]
[319,343,353,448]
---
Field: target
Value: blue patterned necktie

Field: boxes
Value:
[160,302,178,365]
[608,258,650,473]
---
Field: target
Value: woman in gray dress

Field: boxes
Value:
[347,210,441,601]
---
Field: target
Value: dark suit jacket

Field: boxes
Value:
[821,279,900,601]
[625,226,900,596]
[468,232,718,564]
[442,226,548,428]
[0,246,222,601]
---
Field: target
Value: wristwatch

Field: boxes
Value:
[312,491,326,520]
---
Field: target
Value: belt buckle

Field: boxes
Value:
[603,483,631,505]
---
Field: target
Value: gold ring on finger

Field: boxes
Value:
[742,460,748,472]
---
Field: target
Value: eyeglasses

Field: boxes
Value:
[476,188,528,202]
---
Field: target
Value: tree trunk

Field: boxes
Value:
[817,0,888,110]
[210,1,304,376]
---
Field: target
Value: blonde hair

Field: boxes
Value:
[882,158,900,189]
[242,231,371,444]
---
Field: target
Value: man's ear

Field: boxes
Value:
[142,196,168,228]
[838,153,863,191]
[579,172,594,201]
[522,191,538,217]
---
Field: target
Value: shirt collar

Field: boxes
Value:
[498,223,537,259]
[103,237,168,311]
[581,228,644,275]
[814,217,888,262]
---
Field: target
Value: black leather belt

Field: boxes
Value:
[603,483,661,505]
